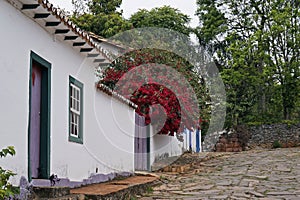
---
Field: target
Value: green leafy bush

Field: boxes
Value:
[0,146,18,199]
[272,140,282,149]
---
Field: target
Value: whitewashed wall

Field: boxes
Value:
[149,125,184,167]
[148,126,202,168]
[99,42,125,57]
[0,0,135,185]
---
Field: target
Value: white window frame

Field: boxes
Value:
[69,76,83,144]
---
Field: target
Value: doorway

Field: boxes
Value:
[28,51,51,180]
[134,113,150,171]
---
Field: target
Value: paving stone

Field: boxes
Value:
[208,195,229,199]
[232,192,251,198]
[199,189,222,195]
[171,191,210,197]
[246,191,265,197]
[230,197,249,200]
[284,196,300,200]
[231,186,255,192]
[138,148,300,200]
[267,191,296,195]
[275,166,292,172]
[216,180,232,186]
[165,186,181,191]
[295,190,300,195]
[153,185,168,191]
[181,197,206,200]
[182,184,214,191]
[246,175,268,180]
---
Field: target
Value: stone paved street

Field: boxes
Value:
[138,147,300,200]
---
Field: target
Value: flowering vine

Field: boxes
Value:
[99,48,209,135]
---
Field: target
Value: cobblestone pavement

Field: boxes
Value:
[138,147,300,200]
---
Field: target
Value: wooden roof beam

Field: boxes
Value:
[22,4,39,10]
[55,29,69,34]
[34,13,50,18]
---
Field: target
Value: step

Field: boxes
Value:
[32,186,70,199]
[39,194,85,200]
[71,175,159,200]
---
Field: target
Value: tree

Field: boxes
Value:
[196,0,300,125]
[70,0,131,38]
[88,0,122,15]
[129,6,192,35]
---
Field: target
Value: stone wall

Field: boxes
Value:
[213,123,300,152]
[247,123,300,148]
[212,125,251,152]
[215,133,243,152]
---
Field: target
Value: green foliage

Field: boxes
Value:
[70,1,193,38]
[0,146,15,158]
[71,12,132,38]
[281,120,299,127]
[196,0,300,127]
[195,0,227,48]
[70,0,131,38]
[273,140,282,149]
[88,0,122,15]
[146,186,153,194]
[129,6,192,35]
[0,146,18,199]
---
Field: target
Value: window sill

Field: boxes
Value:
[69,136,83,144]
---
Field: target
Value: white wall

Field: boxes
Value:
[149,125,183,167]
[0,0,135,185]
[148,127,202,169]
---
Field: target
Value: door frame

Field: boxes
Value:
[28,51,51,181]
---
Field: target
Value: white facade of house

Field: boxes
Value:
[149,130,184,166]
[149,126,200,169]
[0,0,135,186]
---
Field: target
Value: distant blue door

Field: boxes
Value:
[196,129,200,152]
[189,130,192,151]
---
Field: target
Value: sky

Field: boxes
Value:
[49,0,199,28]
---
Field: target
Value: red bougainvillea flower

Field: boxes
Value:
[99,49,203,135]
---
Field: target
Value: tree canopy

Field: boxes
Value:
[70,1,193,37]
[70,0,131,38]
[129,6,192,35]
[69,0,300,132]
[196,0,300,126]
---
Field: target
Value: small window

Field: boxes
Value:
[69,76,83,144]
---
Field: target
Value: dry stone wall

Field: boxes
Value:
[213,123,300,152]
[247,123,300,148]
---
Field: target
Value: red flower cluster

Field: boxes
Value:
[100,49,200,135]
[130,83,181,135]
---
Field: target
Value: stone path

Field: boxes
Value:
[138,147,300,200]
